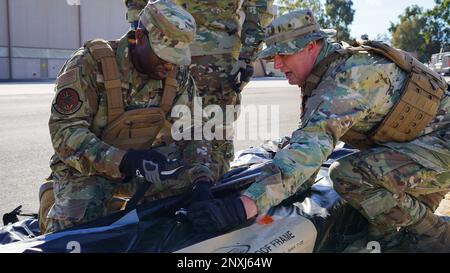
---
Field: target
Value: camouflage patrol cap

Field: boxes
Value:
[139,0,196,66]
[258,9,332,60]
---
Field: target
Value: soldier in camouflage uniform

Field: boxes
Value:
[42,0,217,233]
[124,0,273,178]
[187,10,450,252]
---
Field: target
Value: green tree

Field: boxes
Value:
[429,0,449,23]
[423,0,450,57]
[277,0,328,26]
[324,0,355,42]
[277,0,355,42]
[389,1,450,62]
[389,5,427,60]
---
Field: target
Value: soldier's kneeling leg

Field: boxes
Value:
[330,147,450,235]
[45,176,117,233]
[38,181,55,234]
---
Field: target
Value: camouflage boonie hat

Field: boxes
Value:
[139,0,196,66]
[258,9,333,60]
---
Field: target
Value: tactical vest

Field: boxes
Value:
[303,40,448,149]
[84,39,178,150]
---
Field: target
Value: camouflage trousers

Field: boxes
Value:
[190,54,239,178]
[330,147,450,235]
[46,144,203,233]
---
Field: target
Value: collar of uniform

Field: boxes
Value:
[314,40,341,66]
[299,41,341,90]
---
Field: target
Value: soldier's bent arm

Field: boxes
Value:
[243,57,406,214]
[240,0,272,59]
[169,68,219,183]
[49,50,126,179]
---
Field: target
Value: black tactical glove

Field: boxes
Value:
[188,195,248,233]
[119,149,184,183]
[229,58,254,93]
[191,180,214,201]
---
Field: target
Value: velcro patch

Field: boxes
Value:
[53,88,83,115]
[57,68,78,88]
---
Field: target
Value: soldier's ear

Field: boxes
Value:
[306,41,322,55]
[312,40,324,52]
[305,42,315,53]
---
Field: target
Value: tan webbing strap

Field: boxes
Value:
[266,23,321,46]
[101,57,124,122]
[358,40,447,90]
[358,40,416,73]
[85,39,124,122]
[160,69,179,114]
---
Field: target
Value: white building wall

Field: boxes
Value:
[9,0,80,49]
[81,0,129,42]
[0,0,10,79]
[2,0,129,80]
[0,0,8,47]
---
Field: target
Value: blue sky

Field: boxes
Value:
[350,0,436,39]
[275,0,437,39]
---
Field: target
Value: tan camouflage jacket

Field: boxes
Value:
[125,0,273,59]
[244,42,450,214]
[49,31,216,183]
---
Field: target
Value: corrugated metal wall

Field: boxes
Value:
[81,0,129,42]
[0,0,10,79]
[0,0,128,80]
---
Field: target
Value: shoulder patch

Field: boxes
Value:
[56,68,78,89]
[53,88,83,115]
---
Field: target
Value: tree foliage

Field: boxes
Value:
[390,0,450,62]
[276,0,449,59]
[389,5,427,60]
[325,0,355,42]
[277,0,355,42]
[277,0,327,25]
